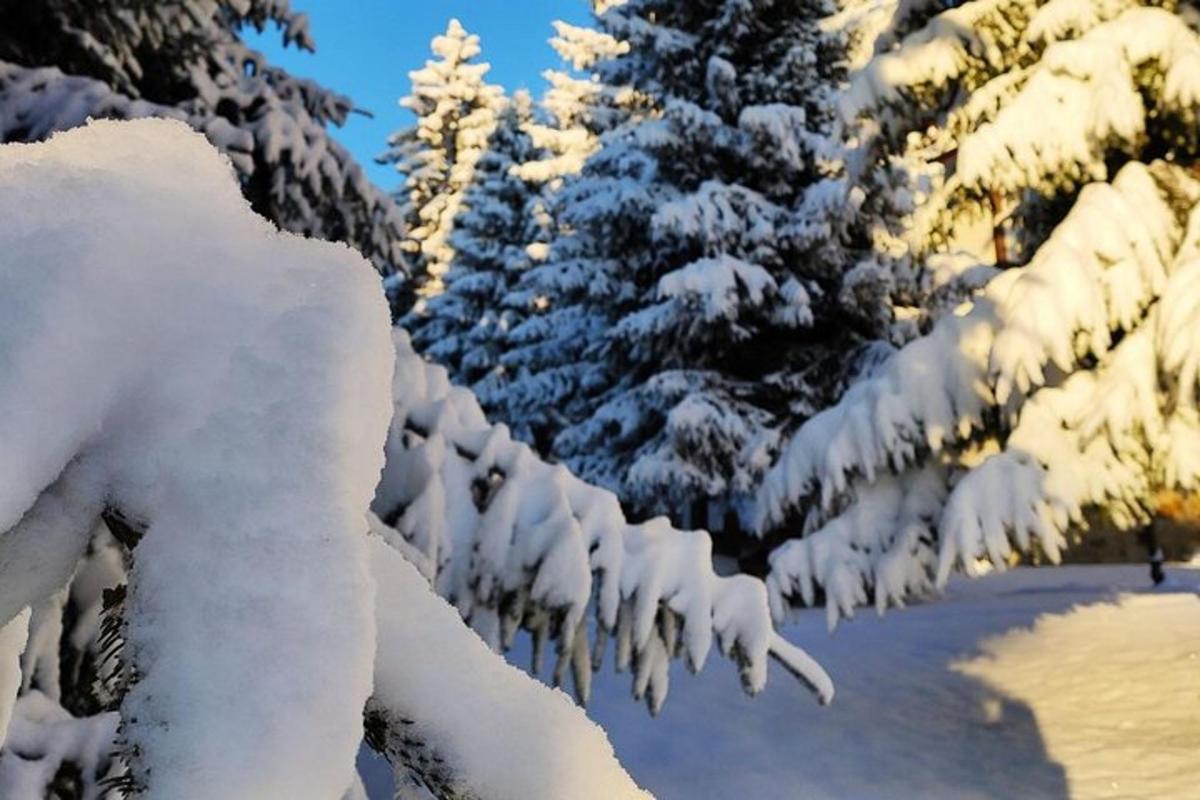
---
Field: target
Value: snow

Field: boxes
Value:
[4,118,765,796]
[0,118,394,797]
[0,62,182,143]
[840,0,1030,131]
[359,564,1200,799]
[368,534,650,800]
[0,692,119,796]
[1,4,408,279]
[656,256,779,322]
[754,1,1200,634]
[383,18,503,296]
[0,610,29,753]
[738,104,817,169]
[376,329,833,711]
[954,588,1200,798]
[551,20,630,71]
[12,7,1200,799]
[1024,0,1142,49]
[757,158,1200,626]
[956,8,1200,202]
[404,92,550,409]
[578,565,1200,800]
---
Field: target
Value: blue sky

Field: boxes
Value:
[246,1,592,192]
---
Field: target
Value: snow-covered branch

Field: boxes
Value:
[366,534,651,800]
[759,158,1200,628]
[1,0,408,279]
[377,329,834,711]
[0,118,832,800]
[0,118,398,798]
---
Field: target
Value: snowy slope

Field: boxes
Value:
[366,564,1200,799]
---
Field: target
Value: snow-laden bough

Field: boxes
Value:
[757,1,1200,630]
[0,119,828,799]
[0,118,391,798]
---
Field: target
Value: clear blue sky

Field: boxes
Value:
[245,1,592,192]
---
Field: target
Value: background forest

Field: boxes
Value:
[2,1,1200,798]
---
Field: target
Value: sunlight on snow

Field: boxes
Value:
[954,591,1200,799]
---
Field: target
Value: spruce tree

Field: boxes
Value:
[490,15,644,449]
[0,117,828,800]
[405,91,550,415]
[512,20,633,187]
[758,1,1200,628]
[380,19,503,305]
[0,0,407,280]
[498,0,867,539]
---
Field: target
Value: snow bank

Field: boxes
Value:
[0,119,394,798]
[368,534,651,799]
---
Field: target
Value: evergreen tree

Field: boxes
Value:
[482,15,645,449]
[512,20,633,187]
[0,0,407,279]
[758,1,1200,629]
[404,91,551,415]
[380,19,503,305]
[497,0,867,537]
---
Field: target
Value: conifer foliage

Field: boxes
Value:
[512,19,633,187]
[0,119,828,800]
[404,92,551,415]
[0,0,407,279]
[759,0,1200,629]
[493,0,867,539]
[381,18,503,304]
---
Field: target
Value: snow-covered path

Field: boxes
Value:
[952,586,1200,799]
[585,565,1200,800]
[363,565,1199,798]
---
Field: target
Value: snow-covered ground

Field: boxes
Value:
[363,564,1200,799]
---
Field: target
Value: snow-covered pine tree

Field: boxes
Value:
[498,0,868,542]
[0,0,407,280]
[380,18,503,305]
[511,19,635,187]
[0,119,829,800]
[403,91,550,415]
[465,14,641,452]
[757,1,1200,630]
